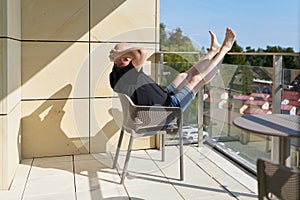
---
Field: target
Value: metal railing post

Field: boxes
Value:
[198,52,204,147]
[198,88,204,147]
[272,55,282,114]
[155,52,164,150]
[271,55,289,164]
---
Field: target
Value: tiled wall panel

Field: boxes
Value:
[0,0,21,190]
[90,43,157,98]
[21,0,89,41]
[0,103,21,189]
[21,99,89,158]
[91,0,156,42]
[0,38,5,114]
[21,42,89,99]
[0,38,21,114]
[90,98,156,153]
[20,0,160,158]
[0,0,21,39]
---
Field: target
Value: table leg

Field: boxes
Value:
[278,137,291,166]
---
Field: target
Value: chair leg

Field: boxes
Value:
[120,134,134,184]
[161,133,165,162]
[179,128,184,181]
[113,129,125,169]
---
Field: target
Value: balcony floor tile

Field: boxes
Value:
[0,145,258,200]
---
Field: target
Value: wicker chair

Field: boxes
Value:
[257,158,300,200]
[112,93,184,184]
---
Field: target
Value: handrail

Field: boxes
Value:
[157,51,300,57]
[227,52,300,56]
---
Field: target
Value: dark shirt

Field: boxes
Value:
[109,61,170,106]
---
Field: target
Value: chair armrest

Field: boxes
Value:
[135,105,181,111]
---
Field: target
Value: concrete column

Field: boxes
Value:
[0,0,21,190]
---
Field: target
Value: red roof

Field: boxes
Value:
[281,104,295,111]
[282,91,300,101]
[288,100,300,107]
[233,95,251,100]
[243,108,272,114]
[250,93,270,99]
[244,100,268,106]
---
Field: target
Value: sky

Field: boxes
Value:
[160,0,300,52]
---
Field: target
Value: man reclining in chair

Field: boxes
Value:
[109,28,236,111]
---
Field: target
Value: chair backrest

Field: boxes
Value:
[117,93,136,129]
[257,158,300,200]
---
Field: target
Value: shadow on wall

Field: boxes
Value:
[21,84,88,157]
[21,0,126,85]
[90,108,122,152]
[21,84,125,157]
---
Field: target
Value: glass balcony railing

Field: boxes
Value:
[156,51,300,173]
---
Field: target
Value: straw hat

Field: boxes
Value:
[109,43,142,61]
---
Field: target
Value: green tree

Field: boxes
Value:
[245,46,265,66]
[159,23,201,124]
[241,67,254,94]
[216,38,298,70]
[160,23,168,49]
[160,23,200,72]
[223,41,246,65]
[262,46,297,69]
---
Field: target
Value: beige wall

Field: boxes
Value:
[21,0,160,158]
[0,0,22,190]
[0,0,159,190]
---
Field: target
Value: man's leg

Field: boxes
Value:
[171,28,235,94]
[167,28,236,111]
[170,30,221,89]
[171,28,236,95]
[196,28,236,84]
[168,86,195,111]
[190,28,236,93]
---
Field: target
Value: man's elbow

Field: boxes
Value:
[139,49,147,56]
[133,49,147,67]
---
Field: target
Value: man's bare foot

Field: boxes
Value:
[197,28,236,84]
[206,30,221,59]
[209,30,221,52]
[220,28,236,53]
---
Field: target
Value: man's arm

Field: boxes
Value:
[122,49,147,68]
[131,49,147,67]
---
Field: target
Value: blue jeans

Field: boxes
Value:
[165,83,195,111]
